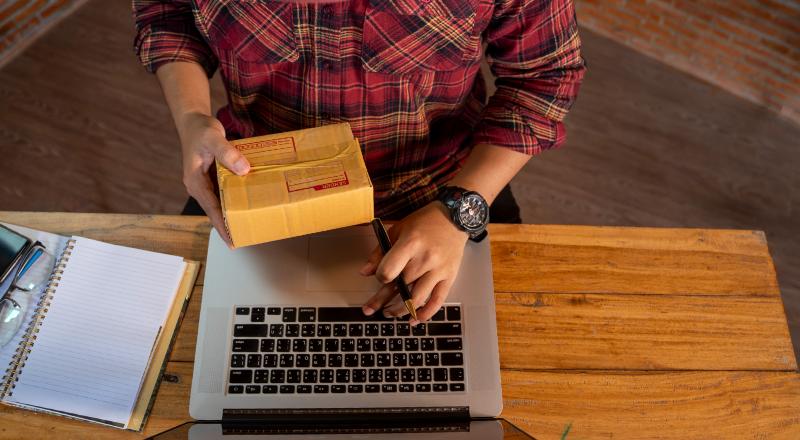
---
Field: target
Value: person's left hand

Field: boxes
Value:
[360,202,469,324]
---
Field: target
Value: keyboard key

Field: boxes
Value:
[409,353,423,366]
[425,353,439,366]
[345,354,359,367]
[389,338,403,351]
[382,384,397,392]
[296,354,310,367]
[332,385,346,393]
[317,324,332,337]
[368,369,383,382]
[246,385,260,394]
[303,370,318,383]
[292,339,307,352]
[314,385,329,393]
[433,383,448,392]
[333,324,347,336]
[270,370,285,383]
[381,324,395,336]
[260,339,275,352]
[318,307,393,322]
[234,325,268,337]
[279,354,294,368]
[360,353,375,367]
[348,324,363,337]
[298,307,316,322]
[434,368,448,381]
[401,368,415,382]
[412,323,426,336]
[385,369,399,382]
[352,369,367,383]
[428,323,461,336]
[396,324,410,336]
[251,314,265,323]
[282,308,297,322]
[450,383,465,392]
[277,339,291,352]
[312,354,326,367]
[348,384,364,393]
[324,339,339,352]
[280,385,295,393]
[286,324,300,337]
[436,337,463,351]
[446,306,461,321]
[287,369,301,383]
[336,370,351,383]
[431,308,445,321]
[356,338,371,352]
[247,354,261,368]
[365,324,379,336]
[301,324,315,337]
[309,339,323,352]
[269,324,284,337]
[373,338,387,351]
[450,368,465,381]
[366,384,380,393]
[320,369,334,383]
[229,385,244,394]
[417,368,432,382]
[441,353,464,366]
[267,307,281,315]
[230,354,245,368]
[399,384,413,392]
[392,353,407,367]
[377,353,391,367]
[252,307,265,315]
[263,354,277,368]
[232,339,259,352]
[254,370,270,383]
[404,338,419,351]
[297,385,312,393]
[415,384,431,392]
[236,307,250,315]
[341,339,355,352]
[263,385,278,393]
[421,338,435,351]
[251,307,266,322]
[328,354,343,368]
[229,370,252,384]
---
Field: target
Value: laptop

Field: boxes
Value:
[189,225,502,422]
[150,419,536,439]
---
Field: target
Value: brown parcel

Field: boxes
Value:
[216,123,374,248]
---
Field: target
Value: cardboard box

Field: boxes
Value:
[217,123,374,248]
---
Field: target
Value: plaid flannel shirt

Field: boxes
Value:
[133,0,585,217]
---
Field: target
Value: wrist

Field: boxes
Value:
[176,112,224,144]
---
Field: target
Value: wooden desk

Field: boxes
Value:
[0,212,798,439]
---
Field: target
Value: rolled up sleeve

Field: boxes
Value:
[133,0,218,77]
[473,0,586,154]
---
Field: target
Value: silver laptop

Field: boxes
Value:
[189,225,502,421]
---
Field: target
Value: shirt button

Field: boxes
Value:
[320,112,331,120]
[321,60,332,70]
[322,5,333,18]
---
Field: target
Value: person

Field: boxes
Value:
[132,0,584,324]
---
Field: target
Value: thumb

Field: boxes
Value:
[212,141,250,176]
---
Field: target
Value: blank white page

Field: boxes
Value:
[9,237,186,428]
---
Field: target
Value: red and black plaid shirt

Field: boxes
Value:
[133,0,585,217]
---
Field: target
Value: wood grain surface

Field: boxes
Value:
[0,212,797,439]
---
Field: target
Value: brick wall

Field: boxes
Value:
[576,0,800,124]
[0,0,85,67]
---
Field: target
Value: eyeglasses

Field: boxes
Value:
[0,242,53,347]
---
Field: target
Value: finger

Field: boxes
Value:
[359,245,383,276]
[384,272,438,318]
[412,279,452,325]
[187,173,234,249]
[361,283,397,316]
[374,240,417,284]
[210,141,250,176]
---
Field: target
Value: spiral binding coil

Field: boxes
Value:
[0,239,76,399]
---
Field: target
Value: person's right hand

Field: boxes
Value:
[177,113,250,248]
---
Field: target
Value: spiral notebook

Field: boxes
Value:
[0,223,199,431]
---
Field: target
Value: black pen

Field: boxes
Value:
[370,218,418,321]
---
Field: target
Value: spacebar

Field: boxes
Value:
[317,307,394,322]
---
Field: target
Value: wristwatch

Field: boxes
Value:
[438,186,489,242]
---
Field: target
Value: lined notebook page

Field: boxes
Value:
[9,237,186,427]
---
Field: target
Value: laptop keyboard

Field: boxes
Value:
[227,305,466,395]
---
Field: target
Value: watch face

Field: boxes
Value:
[457,193,488,231]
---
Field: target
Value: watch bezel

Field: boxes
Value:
[440,187,489,236]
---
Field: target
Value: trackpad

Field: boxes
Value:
[307,234,382,292]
